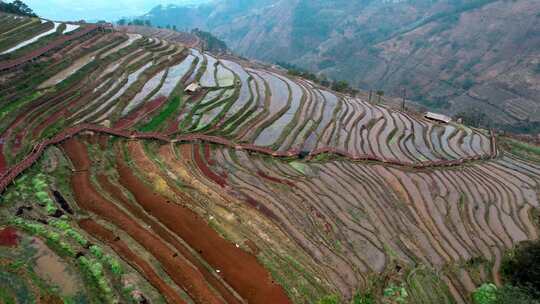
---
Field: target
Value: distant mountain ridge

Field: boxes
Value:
[141,0,540,134]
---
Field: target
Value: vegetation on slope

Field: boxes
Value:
[500,138,540,163]
[471,240,540,304]
[500,241,540,298]
[192,28,228,53]
[0,0,36,17]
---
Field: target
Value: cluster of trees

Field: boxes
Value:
[454,109,491,129]
[117,19,180,32]
[117,19,151,27]
[277,61,360,95]
[163,24,177,31]
[473,240,540,304]
[0,0,36,17]
[500,241,540,299]
[192,28,228,53]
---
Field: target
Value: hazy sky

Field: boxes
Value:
[22,0,207,22]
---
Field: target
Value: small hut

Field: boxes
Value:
[184,82,201,94]
[425,112,451,124]
[98,22,114,33]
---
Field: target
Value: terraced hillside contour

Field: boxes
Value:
[0,12,538,304]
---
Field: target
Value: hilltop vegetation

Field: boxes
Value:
[0,0,36,17]
[191,28,228,53]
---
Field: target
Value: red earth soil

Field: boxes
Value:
[0,227,19,247]
[117,142,291,304]
[192,143,228,187]
[95,164,243,304]
[257,170,296,188]
[78,219,186,304]
[61,137,228,304]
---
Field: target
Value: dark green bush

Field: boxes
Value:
[494,285,539,304]
[500,240,540,297]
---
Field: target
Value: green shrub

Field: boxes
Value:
[78,256,113,299]
[66,229,89,247]
[45,203,57,215]
[352,292,374,304]
[106,256,123,276]
[50,219,70,231]
[383,284,408,303]
[473,284,497,304]
[90,245,104,259]
[318,294,340,304]
[139,94,182,131]
[35,191,49,202]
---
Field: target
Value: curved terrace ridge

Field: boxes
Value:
[0,123,499,193]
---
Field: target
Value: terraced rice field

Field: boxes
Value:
[0,12,539,304]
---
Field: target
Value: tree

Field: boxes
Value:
[191,28,228,53]
[131,19,144,26]
[473,284,497,304]
[331,80,350,92]
[117,19,126,26]
[376,90,384,103]
[144,20,151,27]
[500,240,540,297]
[11,0,34,16]
[0,0,37,17]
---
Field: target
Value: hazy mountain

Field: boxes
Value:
[142,0,540,133]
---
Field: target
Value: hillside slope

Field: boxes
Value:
[0,12,540,304]
[143,0,540,133]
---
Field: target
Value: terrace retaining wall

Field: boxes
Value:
[0,123,499,193]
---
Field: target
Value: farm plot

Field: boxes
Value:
[253,73,303,147]
[1,21,60,55]
[200,53,217,87]
[199,145,540,303]
[38,34,123,88]
[153,54,195,97]
[56,136,292,304]
[122,69,167,116]
[99,33,141,59]
[220,59,251,117]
